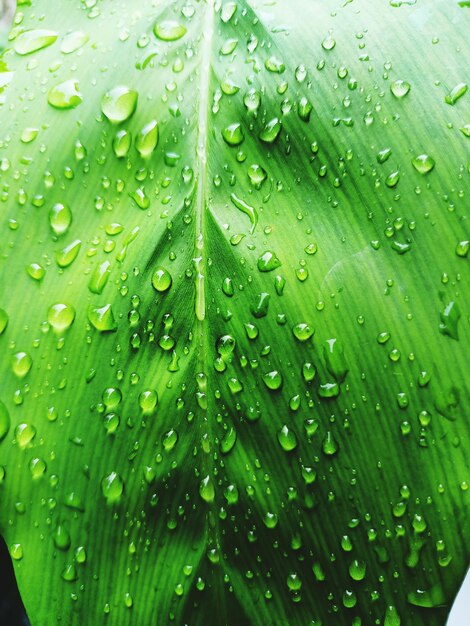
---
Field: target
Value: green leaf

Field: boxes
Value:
[0,0,469,624]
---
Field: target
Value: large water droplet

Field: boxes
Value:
[61,31,88,54]
[390,79,410,98]
[0,400,11,443]
[49,202,72,236]
[48,80,82,109]
[101,86,138,123]
[47,303,75,332]
[136,120,159,157]
[277,425,297,452]
[88,304,117,332]
[222,123,244,146]
[14,29,58,55]
[12,352,32,378]
[153,20,187,41]
[101,471,124,504]
[0,309,8,335]
[411,154,435,174]
[151,267,172,292]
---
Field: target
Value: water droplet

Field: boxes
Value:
[439,299,460,340]
[56,239,81,267]
[0,309,8,335]
[277,425,297,452]
[292,323,314,342]
[455,240,469,258]
[49,202,72,236]
[0,401,11,443]
[88,261,111,295]
[220,38,238,55]
[26,262,45,281]
[14,29,58,55]
[53,524,71,550]
[251,292,270,318]
[48,80,83,109]
[390,79,410,98]
[384,605,401,625]
[263,370,282,391]
[221,2,237,23]
[257,251,281,272]
[321,35,336,50]
[15,423,36,448]
[298,97,313,122]
[136,120,159,157]
[322,431,339,455]
[230,193,257,232]
[88,304,117,332]
[20,127,39,143]
[10,544,23,561]
[349,559,366,580]
[259,118,282,143]
[101,471,124,504]
[61,31,88,54]
[411,154,435,174]
[407,585,445,608]
[151,267,172,292]
[153,20,187,41]
[199,475,215,503]
[265,56,285,73]
[101,86,138,123]
[220,426,237,454]
[318,382,339,399]
[47,303,75,332]
[445,82,467,105]
[247,164,267,188]
[385,170,400,188]
[12,352,32,378]
[113,129,132,158]
[222,123,244,146]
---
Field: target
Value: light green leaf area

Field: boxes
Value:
[0,0,469,624]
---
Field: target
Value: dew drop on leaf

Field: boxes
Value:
[444,82,467,105]
[199,475,215,503]
[14,29,58,55]
[88,304,117,332]
[101,86,138,123]
[101,471,124,504]
[0,308,8,335]
[263,370,283,390]
[12,352,32,379]
[390,79,410,98]
[257,251,281,272]
[153,20,187,42]
[136,120,159,157]
[151,267,172,292]
[411,154,435,174]
[48,80,83,109]
[292,322,314,342]
[113,130,132,158]
[47,303,76,332]
[61,31,89,54]
[49,202,72,236]
[259,118,282,143]
[0,400,11,443]
[222,123,244,146]
[277,425,298,452]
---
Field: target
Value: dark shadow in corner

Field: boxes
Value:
[0,536,30,626]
